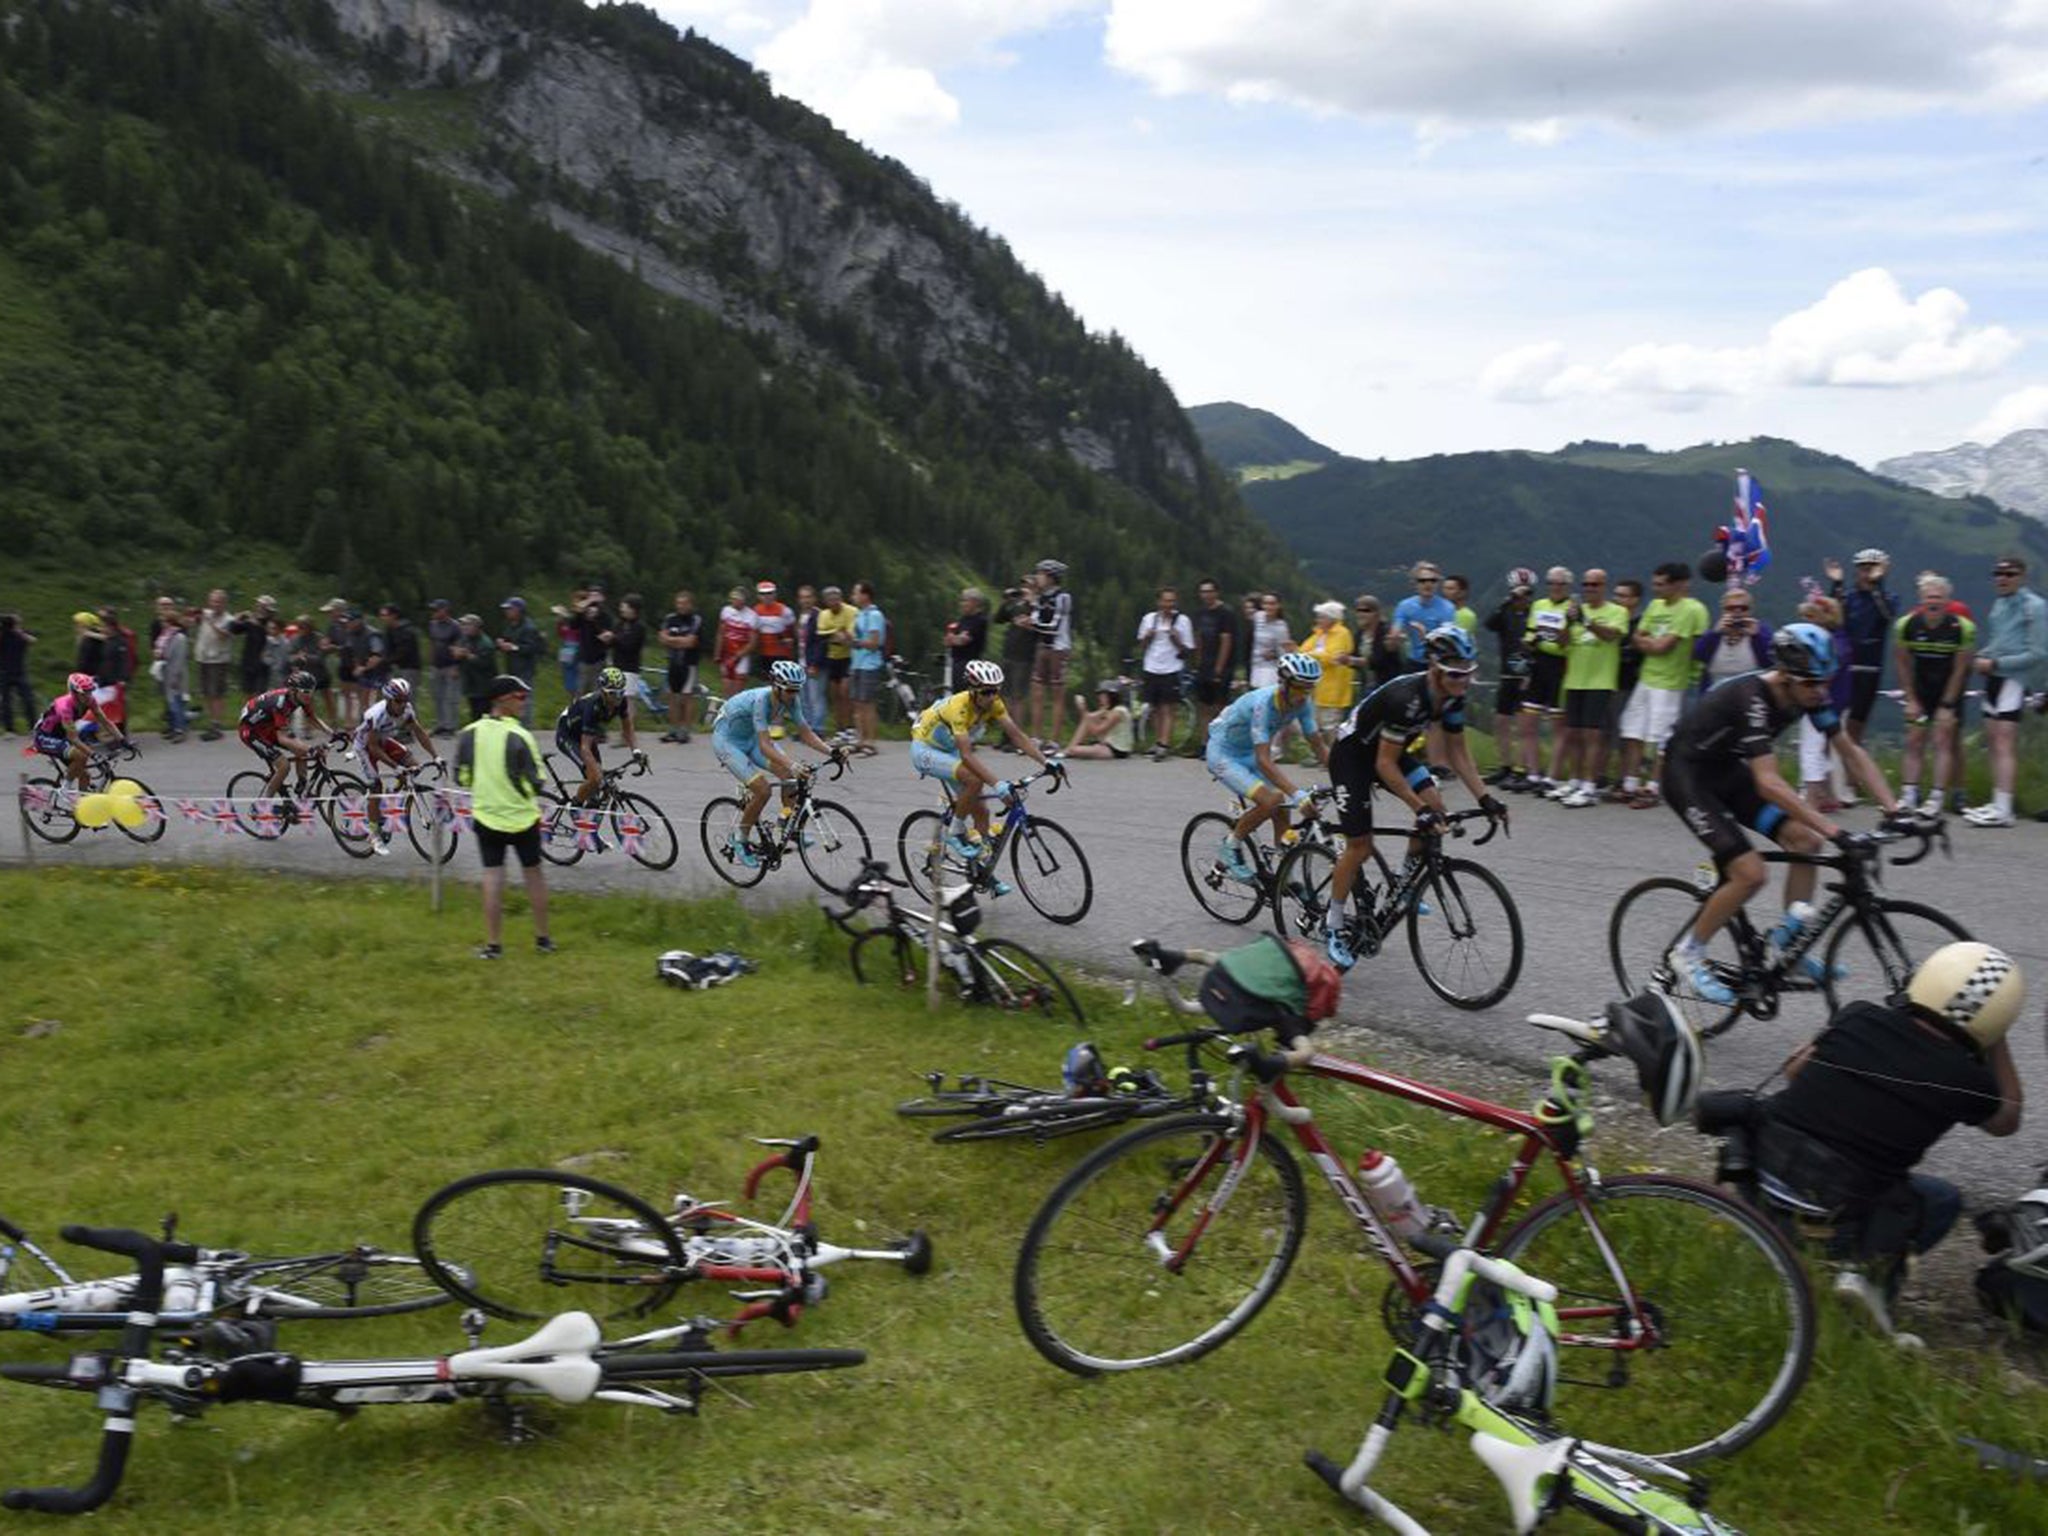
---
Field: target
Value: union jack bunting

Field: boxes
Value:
[616,811,646,861]
[573,810,604,853]
[176,798,209,825]
[19,783,51,814]
[292,798,319,827]
[376,794,410,835]
[338,795,370,836]
[136,796,164,827]
[249,799,284,838]
[210,799,239,834]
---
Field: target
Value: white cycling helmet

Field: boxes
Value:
[964,659,1004,690]
[768,659,806,690]
[1276,652,1322,686]
[1603,991,1702,1126]
[1908,942,2024,1050]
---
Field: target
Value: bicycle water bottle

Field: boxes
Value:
[1771,899,1818,952]
[1357,1150,1428,1244]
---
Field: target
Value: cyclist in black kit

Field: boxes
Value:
[555,665,644,806]
[1321,625,1505,969]
[1660,622,1905,1005]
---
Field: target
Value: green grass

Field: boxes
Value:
[1236,459,1328,484]
[3,866,2046,1531]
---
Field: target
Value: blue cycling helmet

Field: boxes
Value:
[1423,623,1478,673]
[1277,652,1322,686]
[1772,622,1839,682]
[769,659,806,689]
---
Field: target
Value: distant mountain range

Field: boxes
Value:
[1184,403,1336,475]
[1876,429,2048,521]
[1186,404,2048,616]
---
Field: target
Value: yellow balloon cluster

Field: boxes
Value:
[74,779,150,830]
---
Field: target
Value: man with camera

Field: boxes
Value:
[1028,558,1074,744]
[1135,586,1195,761]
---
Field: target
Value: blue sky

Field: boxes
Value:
[651,1,2048,467]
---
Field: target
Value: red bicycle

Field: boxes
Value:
[1012,941,1816,1466]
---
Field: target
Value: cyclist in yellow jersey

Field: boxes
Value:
[911,658,1053,864]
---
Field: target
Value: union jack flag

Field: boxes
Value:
[1724,468,1773,586]
[292,798,318,827]
[573,810,603,853]
[210,799,239,834]
[136,795,163,827]
[616,811,646,861]
[176,798,209,825]
[249,799,284,838]
[376,794,409,835]
[338,795,369,837]
[20,783,50,814]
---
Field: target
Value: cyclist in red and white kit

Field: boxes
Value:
[33,673,129,791]
[352,676,440,796]
[239,670,337,800]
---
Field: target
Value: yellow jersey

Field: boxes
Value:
[913,690,1007,752]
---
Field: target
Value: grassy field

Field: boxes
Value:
[3,866,2046,1531]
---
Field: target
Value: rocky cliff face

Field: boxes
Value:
[1878,429,2048,521]
[283,0,1199,489]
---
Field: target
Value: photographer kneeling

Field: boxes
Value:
[1734,943,2024,1341]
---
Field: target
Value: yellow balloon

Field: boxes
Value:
[111,798,148,829]
[107,779,144,799]
[73,794,115,828]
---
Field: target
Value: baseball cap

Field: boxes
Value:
[319,597,346,613]
[487,674,531,699]
[1854,548,1888,565]
[756,579,778,595]
[71,610,99,627]
[256,594,276,608]
[459,612,482,626]
[430,597,451,610]
[500,596,526,610]
[1036,558,1067,576]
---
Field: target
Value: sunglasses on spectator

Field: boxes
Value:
[1414,577,1438,585]
[1993,567,2022,578]
[1355,605,1378,613]
[1583,579,1606,587]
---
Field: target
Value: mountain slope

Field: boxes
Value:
[1184,402,1337,474]
[1876,429,2048,521]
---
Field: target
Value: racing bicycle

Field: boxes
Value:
[18,742,165,846]
[535,753,680,871]
[1269,806,1524,1010]
[896,761,1091,925]
[1178,788,1371,927]
[1608,817,1967,1037]
[1012,941,1815,1466]
[0,1226,862,1516]
[896,1054,1192,1144]
[825,859,1085,1025]
[698,750,869,892]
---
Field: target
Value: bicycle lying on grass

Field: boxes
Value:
[18,743,164,846]
[1609,816,1963,1037]
[0,1226,862,1515]
[700,749,870,893]
[536,753,680,871]
[896,1042,1191,1143]
[411,1135,930,1329]
[1305,1245,1745,1533]
[0,1212,451,1332]
[896,760,1091,925]
[825,859,1085,1025]
[1012,940,1815,1465]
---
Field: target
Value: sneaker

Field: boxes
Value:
[1215,837,1256,884]
[1559,787,1598,809]
[987,878,1013,898]
[535,936,557,954]
[1627,788,1661,810]
[371,836,391,857]
[728,832,760,869]
[1665,944,1735,1006]
[475,943,503,961]
[676,729,692,744]
[944,831,985,863]
[1324,927,1357,971]
[1482,766,1512,786]
[1543,781,1574,800]
[1964,803,2015,827]
[1148,744,1169,762]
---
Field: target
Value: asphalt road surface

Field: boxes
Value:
[10,732,2044,1200]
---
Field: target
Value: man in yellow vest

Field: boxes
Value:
[457,674,554,959]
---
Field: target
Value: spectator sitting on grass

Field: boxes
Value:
[1063,680,1135,760]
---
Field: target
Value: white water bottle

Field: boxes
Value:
[1358,1150,1428,1244]
[1773,900,1817,950]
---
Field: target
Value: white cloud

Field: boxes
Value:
[1482,269,2021,405]
[1101,0,2048,136]
[1969,386,2048,443]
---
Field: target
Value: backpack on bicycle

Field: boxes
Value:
[1196,934,1343,1036]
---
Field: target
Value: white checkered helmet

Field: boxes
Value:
[1908,942,2024,1050]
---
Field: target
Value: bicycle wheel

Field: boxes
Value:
[937,1101,1137,1143]
[1822,899,1970,1013]
[698,795,766,887]
[1179,812,1262,925]
[228,1250,458,1320]
[324,771,377,860]
[613,790,679,871]
[228,771,288,839]
[536,791,586,867]
[597,1347,865,1384]
[798,798,872,893]
[1495,1172,1816,1465]
[1406,856,1523,1010]
[895,809,946,902]
[403,787,459,864]
[412,1169,688,1323]
[1608,876,1744,1038]
[1014,1113,1307,1374]
[850,929,920,988]
[1010,816,1092,925]
[19,774,81,844]
[1269,839,1336,941]
[970,937,1086,1025]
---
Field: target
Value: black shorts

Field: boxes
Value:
[826,657,851,681]
[1328,733,1427,837]
[1847,669,1881,723]
[1495,676,1528,717]
[555,729,598,766]
[1194,672,1230,705]
[667,664,698,694]
[1142,671,1182,706]
[1526,653,1566,712]
[474,820,542,869]
[238,726,284,765]
[1563,688,1613,730]
[1660,756,1788,873]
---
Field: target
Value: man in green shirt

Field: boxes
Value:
[1613,561,1712,807]
[1546,568,1629,808]
[456,674,553,959]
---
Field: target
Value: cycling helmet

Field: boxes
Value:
[964,658,1004,691]
[768,659,805,690]
[286,670,318,694]
[1603,991,1703,1127]
[598,665,630,696]
[1062,1042,1107,1095]
[1771,622,1838,682]
[1276,652,1322,686]
[1423,623,1478,674]
[1507,566,1537,590]
[381,677,412,704]
[66,671,95,696]
[1908,942,2024,1050]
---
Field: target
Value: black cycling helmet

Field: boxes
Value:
[286,670,318,694]
[1603,992,1703,1126]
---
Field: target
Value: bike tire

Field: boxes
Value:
[1494,1172,1816,1465]
[412,1169,688,1323]
[1014,1113,1307,1374]
[598,1347,865,1383]
[403,786,459,864]
[535,791,585,867]
[797,798,873,894]
[698,795,766,887]
[227,771,288,840]
[1608,876,1745,1038]
[0,1361,88,1391]
[969,937,1086,1025]
[324,771,377,860]
[20,774,82,845]
[229,1250,458,1320]
[1179,811,1262,925]
[895,809,946,902]
[614,790,679,871]
[1268,839,1336,942]
[936,1101,1139,1143]
[1406,855,1523,1010]
[1821,899,1970,1014]
[896,1082,1052,1118]
[850,929,919,988]
[1010,816,1092,925]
